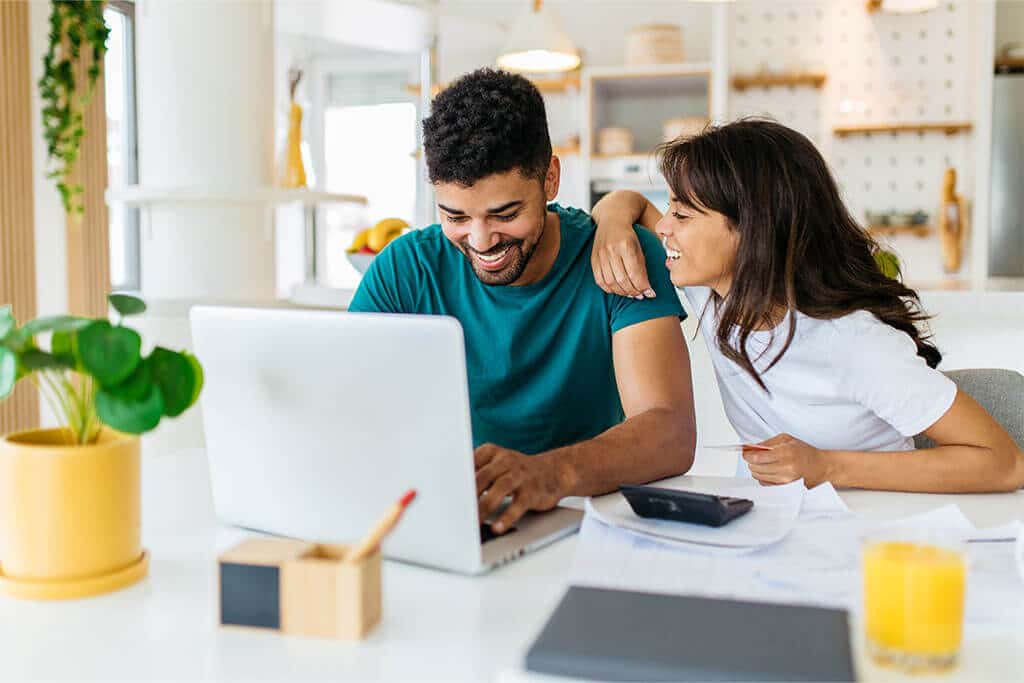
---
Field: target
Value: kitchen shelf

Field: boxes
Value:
[414,141,580,158]
[731,71,827,91]
[833,122,973,138]
[553,141,581,156]
[586,64,710,157]
[868,224,933,238]
[105,186,368,207]
[404,83,443,98]
[591,180,665,194]
[405,74,580,97]
[591,151,657,160]
[587,64,710,98]
[586,62,712,80]
[995,57,1024,73]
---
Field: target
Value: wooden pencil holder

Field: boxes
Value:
[218,538,382,639]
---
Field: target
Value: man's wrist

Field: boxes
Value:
[545,451,580,499]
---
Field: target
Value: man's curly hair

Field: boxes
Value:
[423,68,552,186]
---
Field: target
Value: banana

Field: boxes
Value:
[346,228,371,254]
[367,218,409,252]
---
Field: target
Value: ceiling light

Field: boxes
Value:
[497,0,580,73]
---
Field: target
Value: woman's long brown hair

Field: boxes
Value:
[659,118,941,391]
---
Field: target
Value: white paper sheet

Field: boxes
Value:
[585,479,804,550]
[879,504,1024,542]
[800,481,852,518]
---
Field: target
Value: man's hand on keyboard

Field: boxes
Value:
[474,444,566,534]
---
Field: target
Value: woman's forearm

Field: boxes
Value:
[822,444,1022,493]
[592,190,662,234]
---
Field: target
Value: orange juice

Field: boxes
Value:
[863,540,965,668]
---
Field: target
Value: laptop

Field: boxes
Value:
[189,306,581,574]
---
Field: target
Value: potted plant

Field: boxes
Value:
[0,294,202,599]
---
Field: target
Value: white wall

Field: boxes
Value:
[275,0,431,54]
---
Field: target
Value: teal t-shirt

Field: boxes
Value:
[348,203,686,455]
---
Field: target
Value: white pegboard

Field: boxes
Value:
[729,2,829,146]
[728,0,978,280]
[827,0,973,223]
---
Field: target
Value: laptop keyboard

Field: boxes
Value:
[480,523,517,544]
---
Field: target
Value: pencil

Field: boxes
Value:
[345,489,417,564]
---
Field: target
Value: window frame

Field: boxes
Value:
[106,0,140,292]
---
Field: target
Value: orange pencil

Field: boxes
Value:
[345,489,417,564]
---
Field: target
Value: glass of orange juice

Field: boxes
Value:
[863,532,966,672]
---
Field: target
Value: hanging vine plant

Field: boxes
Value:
[38,0,110,214]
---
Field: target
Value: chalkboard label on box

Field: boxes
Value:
[220,562,280,629]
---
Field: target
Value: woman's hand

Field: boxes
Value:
[742,434,830,488]
[591,191,656,299]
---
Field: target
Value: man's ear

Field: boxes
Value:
[544,156,561,202]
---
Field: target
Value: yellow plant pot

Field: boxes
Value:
[0,428,148,599]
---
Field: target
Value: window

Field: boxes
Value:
[320,101,418,288]
[318,69,419,289]
[104,1,139,291]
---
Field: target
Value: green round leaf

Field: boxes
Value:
[149,347,196,418]
[77,321,141,386]
[96,383,164,434]
[20,315,91,339]
[184,352,204,408]
[50,329,79,369]
[20,349,75,371]
[2,330,28,353]
[107,357,152,401]
[0,305,14,341]
[108,293,147,317]
[51,329,73,355]
[0,347,15,400]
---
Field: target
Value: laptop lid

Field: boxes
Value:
[190,306,483,573]
[526,586,856,682]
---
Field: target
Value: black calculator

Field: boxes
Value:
[619,485,754,527]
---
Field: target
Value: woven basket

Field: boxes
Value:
[662,116,708,142]
[626,24,684,65]
[597,127,635,156]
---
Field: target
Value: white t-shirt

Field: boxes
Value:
[683,287,958,465]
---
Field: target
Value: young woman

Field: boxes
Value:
[591,119,1023,493]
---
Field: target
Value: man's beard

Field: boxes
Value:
[459,234,540,286]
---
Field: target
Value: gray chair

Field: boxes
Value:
[914,368,1024,449]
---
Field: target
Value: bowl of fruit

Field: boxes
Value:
[346,218,409,273]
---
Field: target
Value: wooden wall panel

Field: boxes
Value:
[66,38,111,318]
[0,0,40,434]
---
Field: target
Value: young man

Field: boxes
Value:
[349,68,696,533]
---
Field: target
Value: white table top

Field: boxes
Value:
[1,449,1021,682]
